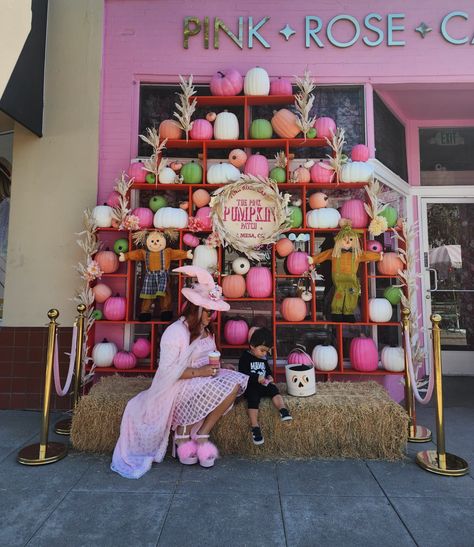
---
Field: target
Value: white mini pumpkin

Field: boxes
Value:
[369,298,393,323]
[213,111,239,140]
[92,339,118,368]
[92,205,114,228]
[312,344,338,371]
[340,161,374,183]
[207,162,241,184]
[232,257,251,275]
[192,244,218,272]
[306,208,341,228]
[158,167,177,184]
[153,207,188,229]
[244,67,270,96]
[381,346,405,372]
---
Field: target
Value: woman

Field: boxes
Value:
[111,265,248,479]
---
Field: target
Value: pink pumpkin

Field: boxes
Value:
[269,77,293,96]
[310,162,335,184]
[340,199,369,228]
[287,348,313,365]
[95,250,119,274]
[224,319,249,345]
[190,119,214,140]
[113,351,137,370]
[183,233,200,247]
[352,144,370,162]
[103,294,126,321]
[92,283,112,304]
[132,337,151,358]
[286,251,309,275]
[246,267,272,298]
[195,207,212,231]
[244,153,269,178]
[132,207,154,229]
[106,191,121,208]
[350,335,379,372]
[314,117,337,139]
[210,68,243,96]
[368,240,383,253]
[127,162,147,183]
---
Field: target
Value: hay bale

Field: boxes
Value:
[71,377,408,459]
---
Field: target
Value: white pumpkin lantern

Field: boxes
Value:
[381,346,405,372]
[312,344,338,371]
[158,167,177,184]
[213,111,239,140]
[92,339,118,368]
[153,207,188,229]
[207,162,241,184]
[232,257,251,275]
[244,67,270,96]
[92,205,114,228]
[193,244,218,272]
[369,298,393,323]
[306,208,341,228]
[285,363,316,397]
[340,161,374,183]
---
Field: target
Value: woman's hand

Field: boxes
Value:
[221,362,237,371]
[199,364,219,377]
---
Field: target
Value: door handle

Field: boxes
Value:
[427,268,438,292]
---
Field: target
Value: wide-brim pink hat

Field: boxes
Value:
[173,266,230,312]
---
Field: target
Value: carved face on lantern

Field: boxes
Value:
[146,232,167,253]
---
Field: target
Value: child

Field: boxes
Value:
[238,327,292,445]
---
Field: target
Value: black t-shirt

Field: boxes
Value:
[238,350,272,385]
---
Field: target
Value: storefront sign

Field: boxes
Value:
[183,11,474,49]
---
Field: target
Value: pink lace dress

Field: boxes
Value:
[172,334,248,428]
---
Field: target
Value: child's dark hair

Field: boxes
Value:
[249,327,273,348]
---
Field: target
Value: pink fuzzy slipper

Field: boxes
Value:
[196,441,219,468]
[176,440,198,465]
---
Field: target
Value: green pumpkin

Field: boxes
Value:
[379,206,398,228]
[307,128,317,139]
[383,286,402,305]
[145,172,156,184]
[113,238,129,254]
[181,161,203,184]
[149,195,167,212]
[92,309,103,321]
[250,119,273,140]
[288,206,303,228]
[269,166,286,183]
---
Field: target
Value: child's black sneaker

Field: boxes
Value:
[279,408,293,421]
[251,426,264,445]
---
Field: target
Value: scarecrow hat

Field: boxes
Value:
[173,265,230,312]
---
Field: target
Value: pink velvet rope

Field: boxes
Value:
[404,328,434,405]
[53,326,77,397]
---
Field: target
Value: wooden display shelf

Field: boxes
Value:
[100,273,128,278]
[225,297,273,301]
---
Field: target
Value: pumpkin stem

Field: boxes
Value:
[218,71,225,77]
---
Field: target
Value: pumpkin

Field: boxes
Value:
[195,206,213,231]
[145,173,156,184]
[106,191,121,208]
[232,257,251,275]
[92,283,112,304]
[92,205,114,228]
[350,335,379,372]
[340,162,374,183]
[127,162,147,183]
[287,347,313,366]
[103,294,127,321]
[158,119,183,140]
[113,351,137,370]
[91,310,103,320]
[246,266,272,298]
[306,208,341,228]
[207,162,241,184]
[244,153,269,178]
[379,206,398,228]
[95,250,119,273]
[170,161,183,172]
[189,119,213,140]
[281,297,307,322]
[309,192,328,209]
[270,77,292,96]
[250,119,273,139]
[210,68,243,96]
[314,117,337,139]
[289,206,303,228]
[153,207,188,229]
[149,195,167,212]
[224,319,249,345]
[310,162,335,184]
[271,109,300,138]
[312,344,338,371]
[377,252,403,276]
[181,161,203,184]
[158,167,177,184]
[275,238,294,257]
[340,199,369,228]
[228,148,247,168]
[222,275,246,299]
[192,244,218,272]
[381,346,405,372]
[244,66,270,96]
[192,189,211,208]
[213,111,239,140]
[132,337,151,358]
[367,240,383,253]
[384,285,403,305]
[293,165,311,183]
[369,298,393,323]
[131,207,154,229]
[92,339,118,368]
[352,144,370,162]
[286,252,309,275]
[179,201,189,211]
[269,166,286,183]
[113,238,128,255]
[206,112,217,123]
[183,233,200,247]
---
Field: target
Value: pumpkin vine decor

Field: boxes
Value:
[293,68,317,140]
[173,74,197,142]
[139,127,169,184]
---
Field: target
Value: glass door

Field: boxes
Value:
[421,198,474,375]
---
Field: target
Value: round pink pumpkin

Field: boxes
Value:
[286,251,309,275]
[92,283,112,304]
[131,207,154,229]
[349,335,379,372]
[183,233,200,247]
[340,199,369,228]
[310,162,335,184]
[103,294,126,321]
[113,351,137,370]
[190,119,213,140]
[224,319,249,345]
[210,69,243,96]
[127,162,147,183]
[351,144,370,162]
[244,153,269,178]
[269,77,292,96]
[195,207,212,231]
[314,117,337,139]
[287,348,313,365]
[246,266,272,298]
[106,191,121,208]
[132,338,151,358]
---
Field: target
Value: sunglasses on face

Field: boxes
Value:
[202,309,214,315]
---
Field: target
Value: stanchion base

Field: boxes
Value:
[416,450,469,476]
[54,418,72,436]
[17,442,68,466]
[408,425,432,443]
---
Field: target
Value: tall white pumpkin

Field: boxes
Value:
[244,67,270,96]
[312,344,338,371]
[369,298,393,323]
[207,162,241,184]
[192,245,218,272]
[213,111,239,140]
[381,346,405,372]
[92,205,114,228]
[153,207,188,229]
[306,208,341,228]
[340,161,374,183]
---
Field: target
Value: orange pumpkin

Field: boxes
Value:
[158,119,183,140]
[95,250,119,274]
[206,112,217,122]
[170,162,183,172]
[228,148,247,168]
[222,275,246,298]
[309,192,329,209]
[281,297,307,322]
[293,165,311,183]
[377,252,404,276]
[271,109,300,139]
[192,189,211,208]
[92,283,112,303]
[179,201,189,210]
[275,238,294,257]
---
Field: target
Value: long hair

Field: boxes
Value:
[181,300,215,343]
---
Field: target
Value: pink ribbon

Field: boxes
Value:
[404,328,434,405]
[53,325,77,397]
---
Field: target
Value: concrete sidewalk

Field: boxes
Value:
[1,378,473,547]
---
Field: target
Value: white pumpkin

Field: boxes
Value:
[369,298,393,323]
[244,67,270,96]
[340,161,374,183]
[207,162,241,184]
[213,111,239,140]
[153,207,188,229]
[306,208,341,228]
[92,205,114,228]
[381,346,405,372]
[158,167,177,184]
[192,244,218,272]
[92,339,118,368]
[312,344,338,371]
[232,257,251,275]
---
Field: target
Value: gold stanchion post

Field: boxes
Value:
[54,304,87,435]
[402,308,432,443]
[17,310,68,465]
[416,314,469,476]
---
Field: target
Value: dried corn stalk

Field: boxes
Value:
[139,127,168,183]
[173,74,197,142]
[324,128,348,182]
[293,68,317,140]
